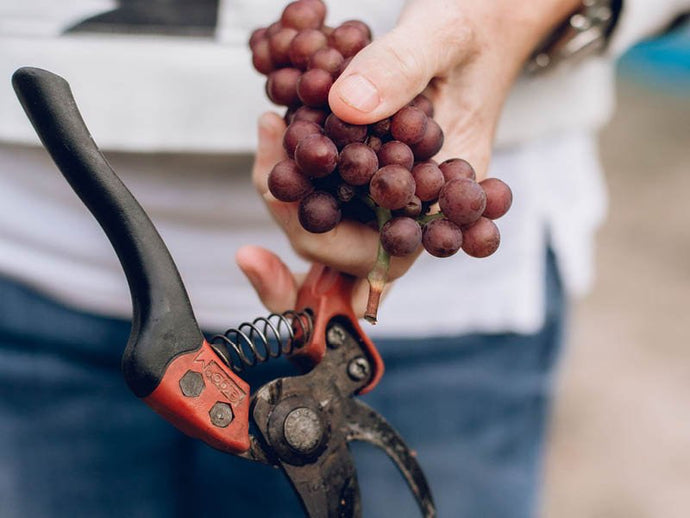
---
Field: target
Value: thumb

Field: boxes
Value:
[328,4,469,124]
[236,245,299,314]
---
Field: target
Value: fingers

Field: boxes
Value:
[253,112,287,195]
[235,245,298,314]
[328,1,473,124]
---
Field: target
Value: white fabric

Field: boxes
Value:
[0,0,684,335]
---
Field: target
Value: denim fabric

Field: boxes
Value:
[0,251,564,517]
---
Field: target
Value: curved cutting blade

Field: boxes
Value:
[343,399,436,518]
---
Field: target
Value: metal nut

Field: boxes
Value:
[179,370,205,397]
[209,402,234,428]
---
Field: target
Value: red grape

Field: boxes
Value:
[308,47,344,76]
[297,68,333,106]
[336,182,356,202]
[370,118,391,138]
[410,118,443,161]
[298,191,341,233]
[294,133,338,178]
[266,68,301,106]
[411,161,444,201]
[252,38,274,75]
[480,178,513,220]
[409,93,434,117]
[269,27,298,66]
[380,217,422,256]
[422,218,463,258]
[268,159,314,202]
[439,158,476,182]
[328,24,370,58]
[338,142,379,186]
[289,29,328,69]
[377,141,414,170]
[396,195,422,218]
[369,165,416,210]
[461,217,500,258]
[390,106,427,145]
[341,19,372,40]
[249,27,268,50]
[292,105,329,125]
[281,0,325,31]
[438,178,486,226]
[283,120,322,157]
[324,113,367,148]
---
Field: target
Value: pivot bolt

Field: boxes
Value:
[209,402,233,428]
[283,407,324,454]
[347,356,370,381]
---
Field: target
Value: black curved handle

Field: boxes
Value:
[12,67,204,397]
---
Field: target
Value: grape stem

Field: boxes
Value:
[417,211,445,225]
[364,206,392,324]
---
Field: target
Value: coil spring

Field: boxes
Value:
[209,310,314,373]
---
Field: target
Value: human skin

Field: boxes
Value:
[237,0,581,314]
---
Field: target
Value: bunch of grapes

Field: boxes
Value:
[249,0,513,323]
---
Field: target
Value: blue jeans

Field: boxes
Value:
[0,251,564,517]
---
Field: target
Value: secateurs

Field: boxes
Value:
[12,67,435,518]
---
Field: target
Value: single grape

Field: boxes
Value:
[297,68,333,107]
[269,27,298,67]
[301,0,327,19]
[422,218,463,258]
[266,68,301,106]
[411,161,445,201]
[369,165,416,210]
[281,0,325,31]
[369,117,391,138]
[438,178,487,226]
[410,118,444,161]
[252,38,274,75]
[264,22,282,38]
[390,106,428,145]
[480,178,513,220]
[249,27,268,50]
[289,29,328,69]
[328,24,370,57]
[380,217,422,257]
[268,159,314,202]
[377,140,414,170]
[298,191,341,233]
[308,47,344,76]
[292,105,329,126]
[338,142,379,186]
[395,195,422,218]
[283,120,323,157]
[439,158,476,182]
[324,113,367,148]
[336,182,356,203]
[341,19,372,40]
[461,217,500,258]
[409,93,434,117]
[294,133,338,178]
[366,135,383,153]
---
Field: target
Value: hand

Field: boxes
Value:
[237,113,394,318]
[329,0,581,178]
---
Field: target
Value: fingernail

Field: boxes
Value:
[336,74,380,113]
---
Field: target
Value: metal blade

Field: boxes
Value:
[343,399,436,518]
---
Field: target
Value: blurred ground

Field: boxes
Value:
[541,78,690,517]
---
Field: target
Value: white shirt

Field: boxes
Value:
[0,0,686,335]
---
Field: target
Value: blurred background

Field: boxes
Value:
[542,26,690,518]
